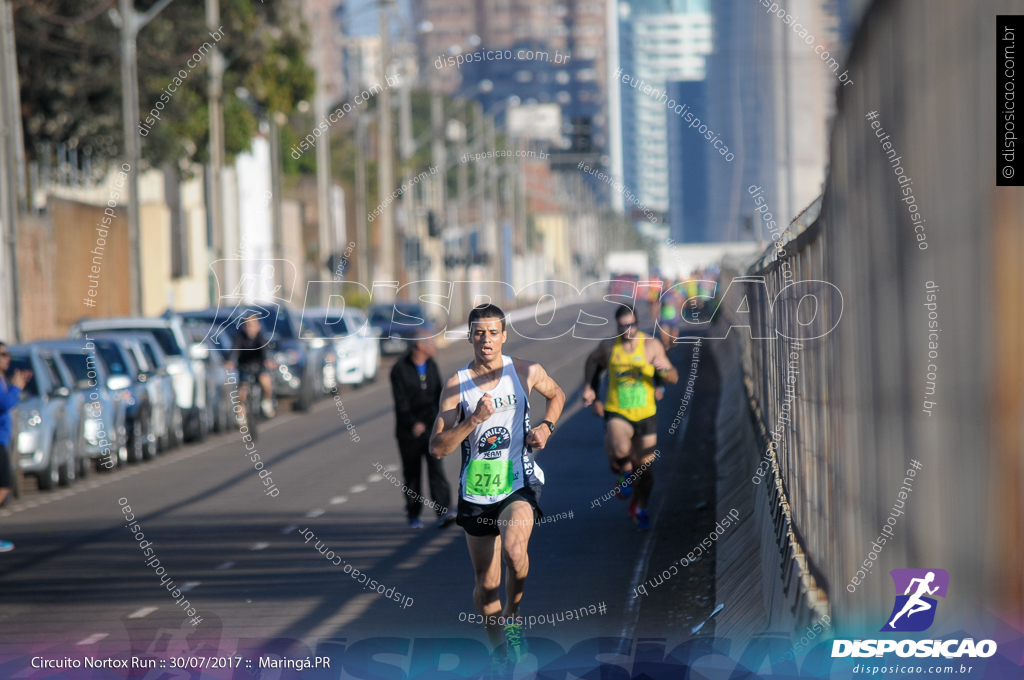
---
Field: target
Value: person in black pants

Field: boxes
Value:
[390,331,455,529]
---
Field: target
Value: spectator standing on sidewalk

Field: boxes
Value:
[390,330,456,529]
[0,342,32,552]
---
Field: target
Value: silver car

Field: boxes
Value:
[302,307,381,389]
[6,345,77,490]
[37,339,129,473]
[69,317,208,442]
[94,333,181,452]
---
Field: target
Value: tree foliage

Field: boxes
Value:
[14,0,315,171]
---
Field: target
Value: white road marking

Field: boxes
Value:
[128,607,159,619]
[330,496,348,505]
[385,464,399,472]
[282,525,298,534]
[368,474,384,482]
[617,495,666,653]
[217,562,235,570]
[76,633,109,645]
[251,542,270,551]
[306,509,325,518]
[179,582,201,591]
[349,484,367,493]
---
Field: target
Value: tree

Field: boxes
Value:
[14,0,314,173]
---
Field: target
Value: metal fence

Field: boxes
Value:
[720,0,1024,632]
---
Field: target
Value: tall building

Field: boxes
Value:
[415,0,610,153]
[619,0,712,216]
[666,79,707,242]
[702,0,843,241]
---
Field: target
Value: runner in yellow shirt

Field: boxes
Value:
[582,306,678,530]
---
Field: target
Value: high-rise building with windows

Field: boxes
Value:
[618,0,711,218]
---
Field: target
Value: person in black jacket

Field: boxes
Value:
[390,330,456,529]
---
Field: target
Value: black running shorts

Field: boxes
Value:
[605,411,658,438]
[457,484,544,537]
[0,443,11,490]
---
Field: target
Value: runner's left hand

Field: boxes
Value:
[655,386,665,401]
[526,426,549,449]
[652,355,672,373]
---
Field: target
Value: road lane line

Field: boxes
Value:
[617,495,666,653]
[395,530,460,569]
[368,474,384,482]
[128,607,159,618]
[306,509,325,518]
[251,542,270,551]
[330,496,348,505]
[217,562,235,570]
[282,525,298,534]
[179,582,201,591]
[76,633,109,645]
[349,485,367,493]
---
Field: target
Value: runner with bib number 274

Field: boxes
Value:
[428,304,565,678]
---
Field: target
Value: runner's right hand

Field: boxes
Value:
[582,386,596,406]
[471,393,495,425]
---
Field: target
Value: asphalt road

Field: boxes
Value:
[0,300,722,676]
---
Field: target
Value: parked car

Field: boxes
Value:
[183,327,232,434]
[69,317,208,442]
[90,337,155,463]
[37,339,129,473]
[94,333,181,452]
[37,347,86,485]
[368,302,437,355]
[6,345,77,490]
[304,306,381,388]
[299,316,339,394]
[177,305,320,411]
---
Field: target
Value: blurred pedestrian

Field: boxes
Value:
[0,341,32,552]
[390,330,455,529]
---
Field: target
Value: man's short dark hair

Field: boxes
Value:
[614,306,636,322]
[468,304,506,332]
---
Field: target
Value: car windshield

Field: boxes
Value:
[95,342,134,379]
[320,313,350,336]
[140,343,163,369]
[101,327,181,357]
[180,307,295,343]
[6,356,38,399]
[60,352,99,388]
[368,307,393,324]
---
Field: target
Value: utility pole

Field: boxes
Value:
[206,0,225,293]
[375,0,395,286]
[398,54,416,293]
[355,112,369,288]
[119,0,175,316]
[269,113,285,292]
[0,0,22,340]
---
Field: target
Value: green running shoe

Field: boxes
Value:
[503,617,529,665]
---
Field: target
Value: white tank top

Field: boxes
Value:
[456,355,544,504]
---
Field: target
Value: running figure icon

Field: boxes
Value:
[888,571,939,628]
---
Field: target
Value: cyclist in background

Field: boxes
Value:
[225,315,277,421]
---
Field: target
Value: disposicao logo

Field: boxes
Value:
[882,568,948,632]
[831,569,998,659]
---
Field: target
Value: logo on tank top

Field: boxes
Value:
[477,426,511,459]
[492,393,518,412]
